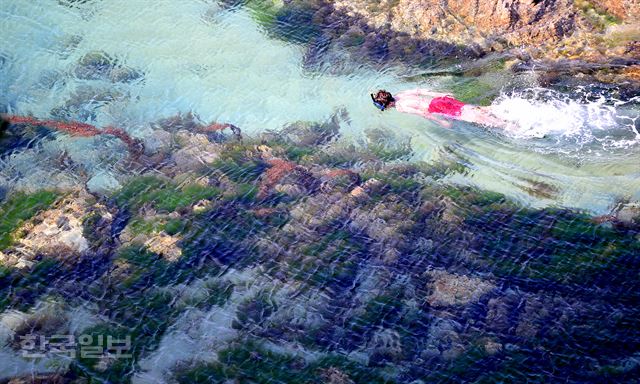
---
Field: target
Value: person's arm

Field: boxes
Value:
[395,102,453,128]
[423,112,453,128]
[398,89,453,98]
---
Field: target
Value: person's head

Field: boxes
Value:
[371,90,395,111]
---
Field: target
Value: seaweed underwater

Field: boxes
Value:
[1,0,640,382]
[0,112,638,383]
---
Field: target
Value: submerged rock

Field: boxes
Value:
[425,269,495,307]
[86,171,121,196]
[49,85,124,122]
[318,168,361,194]
[273,111,343,147]
[0,188,117,272]
[288,191,354,229]
[349,195,416,256]
[320,367,356,384]
[9,190,97,259]
[74,50,143,83]
[168,130,222,173]
[74,51,114,80]
[422,318,464,361]
[141,117,240,172]
[280,120,339,146]
[143,232,182,262]
[151,112,203,133]
[142,128,173,156]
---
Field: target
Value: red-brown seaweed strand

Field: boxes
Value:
[258,158,299,198]
[201,122,242,141]
[2,114,143,155]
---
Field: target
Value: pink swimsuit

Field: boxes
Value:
[428,96,466,117]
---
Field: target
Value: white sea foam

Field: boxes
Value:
[490,88,638,150]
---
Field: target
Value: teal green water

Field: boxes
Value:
[2,0,639,213]
[1,2,640,383]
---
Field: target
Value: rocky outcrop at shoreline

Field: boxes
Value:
[329,0,638,57]
[236,0,639,87]
[329,0,639,63]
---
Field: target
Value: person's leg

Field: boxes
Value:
[459,106,506,128]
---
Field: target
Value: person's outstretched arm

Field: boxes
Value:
[398,89,453,98]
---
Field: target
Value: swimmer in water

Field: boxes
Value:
[371,89,507,129]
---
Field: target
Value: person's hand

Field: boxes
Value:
[438,119,452,128]
[424,113,452,128]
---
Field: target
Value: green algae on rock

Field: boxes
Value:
[0,117,639,383]
[0,190,59,250]
[114,176,221,213]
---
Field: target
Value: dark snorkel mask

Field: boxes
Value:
[371,94,386,111]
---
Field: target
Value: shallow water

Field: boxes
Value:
[1,0,638,214]
[1,1,640,383]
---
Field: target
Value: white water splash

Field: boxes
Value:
[490,88,629,144]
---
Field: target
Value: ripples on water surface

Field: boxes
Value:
[2,0,638,212]
[0,1,639,383]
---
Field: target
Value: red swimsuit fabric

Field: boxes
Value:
[427,96,466,117]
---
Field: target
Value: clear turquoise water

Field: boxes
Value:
[1,2,640,382]
[1,0,639,214]
[0,0,640,384]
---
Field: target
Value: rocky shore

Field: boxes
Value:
[327,0,639,59]
[226,0,639,93]
[1,113,639,383]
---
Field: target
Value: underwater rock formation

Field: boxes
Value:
[74,51,143,83]
[0,115,639,383]
[171,130,222,173]
[0,189,112,269]
[49,85,125,122]
[425,269,495,307]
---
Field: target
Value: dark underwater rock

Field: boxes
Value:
[50,85,124,121]
[151,112,204,133]
[74,50,143,83]
[58,0,95,7]
[278,115,341,146]
[74,51,115,80]
[0,115,54,157]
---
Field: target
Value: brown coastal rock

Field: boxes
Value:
[324,0,640,81]
[330,0,578,49]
